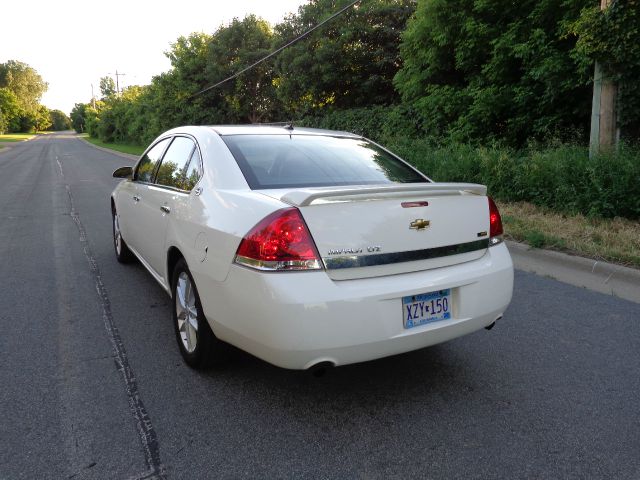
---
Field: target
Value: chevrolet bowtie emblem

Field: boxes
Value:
[409,219,430,230]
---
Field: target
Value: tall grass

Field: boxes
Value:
[386,139,640,219]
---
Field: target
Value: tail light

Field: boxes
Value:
[235,208,322,271]
[488,196,504,245]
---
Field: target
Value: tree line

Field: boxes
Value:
[0,60,71,134]
[71,0,639,148]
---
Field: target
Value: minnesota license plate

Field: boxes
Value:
[402,289,452,329]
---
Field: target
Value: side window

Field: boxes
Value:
[155,136,195,190]
[135,138,170,183]
[183,147,202,191]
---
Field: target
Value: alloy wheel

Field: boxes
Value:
[175,272,199,353]
[113,213,122,255]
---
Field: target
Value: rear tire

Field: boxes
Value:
[112,208,135,263]
[171,258,222,369]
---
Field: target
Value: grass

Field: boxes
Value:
[499,201,640,269]
[81,134,145,156]
[386,140,640,220]
[0,133,36,142]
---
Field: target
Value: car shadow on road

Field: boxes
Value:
[199,336,498,412]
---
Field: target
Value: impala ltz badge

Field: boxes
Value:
[327,246,382,255]
[410,219,430,231]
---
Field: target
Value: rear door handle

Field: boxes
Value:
[133,195,140,202]
[160,205,171,214]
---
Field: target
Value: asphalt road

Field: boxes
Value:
[1,133,639,480]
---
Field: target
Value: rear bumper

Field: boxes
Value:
[196,243,514,369]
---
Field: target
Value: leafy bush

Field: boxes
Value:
[300,105,426,143]
[392,0,594,147]
[300,106,640,219]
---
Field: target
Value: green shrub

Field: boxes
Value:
[299,105,426,143]
[524,230,547,248]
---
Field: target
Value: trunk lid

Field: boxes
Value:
[261,183,491,280]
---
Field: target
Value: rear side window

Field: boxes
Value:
[222,135,427,189]
[135,138,170,183]
[183,147,202,191]
[155,136,196,190]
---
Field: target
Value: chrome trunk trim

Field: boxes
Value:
[322,239,490,270]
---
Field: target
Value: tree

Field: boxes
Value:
[206,15,278,123]
[94,85,150,143]
[159,32,221,127]
[166,32,212,92]
[34,105,51,131]
[70,103,88,133]
[49,109,71,131]
[84,101,105,138]
[274,0,415,116]
[100,76,117,98]
[0,87,21,134]
[394,0,593,146]
[0,60,48,115]
[571,0,640,141]
[17,104,52,132]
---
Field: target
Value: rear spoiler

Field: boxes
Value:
[280,183,487,207]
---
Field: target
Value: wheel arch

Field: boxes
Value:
[167,246,184,286]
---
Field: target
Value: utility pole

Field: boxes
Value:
[589,0,619,157]
[91,83,96,109]
[108,70,127,95]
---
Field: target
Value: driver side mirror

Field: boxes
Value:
[113,166,133,179]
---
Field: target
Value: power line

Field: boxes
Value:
[190,0,362,99]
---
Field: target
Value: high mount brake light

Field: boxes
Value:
[235,208,322,271]
[488,196,504,245]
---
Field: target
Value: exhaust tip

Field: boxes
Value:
[308,361,335,378]
[485,315,503,331]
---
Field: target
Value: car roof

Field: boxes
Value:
[208,125,361,138]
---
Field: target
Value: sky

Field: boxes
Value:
[0,0,307,114]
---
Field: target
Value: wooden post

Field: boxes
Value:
[589,0,618,157]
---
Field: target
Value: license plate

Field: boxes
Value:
[402,289,452,329]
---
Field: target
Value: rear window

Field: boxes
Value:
[222,134,427,189]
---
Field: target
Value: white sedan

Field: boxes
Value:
[111,125,513,370]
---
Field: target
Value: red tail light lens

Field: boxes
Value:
[235,208,322,271]
[488,196,503,244]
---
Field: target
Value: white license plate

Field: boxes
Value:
[402,289,452,329]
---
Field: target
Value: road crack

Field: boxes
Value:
[61,164,165,479]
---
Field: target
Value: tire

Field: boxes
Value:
[171,258,222,369]
[112,208,135,263]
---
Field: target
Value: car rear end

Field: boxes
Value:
[203,129,514,369]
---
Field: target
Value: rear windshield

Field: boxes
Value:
[222,134,427,189]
